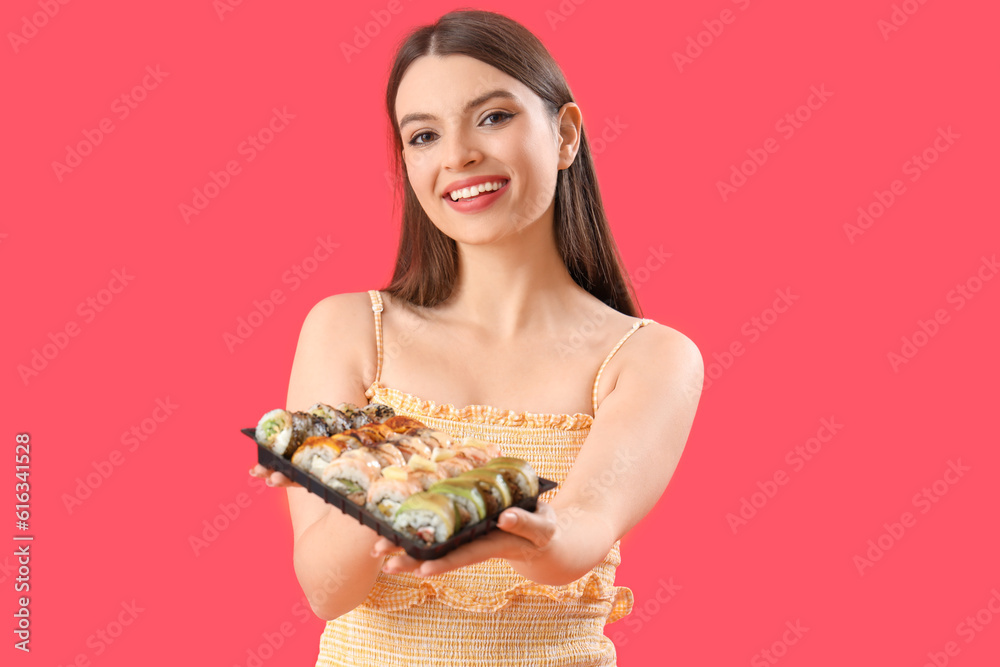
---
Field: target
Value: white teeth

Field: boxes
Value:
[449,180,507,201]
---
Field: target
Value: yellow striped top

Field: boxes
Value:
[314,290,653,667]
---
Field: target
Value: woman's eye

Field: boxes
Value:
[484,111,513,125]
[409,131,434,146]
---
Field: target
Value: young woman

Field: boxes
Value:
[250,9,703,666]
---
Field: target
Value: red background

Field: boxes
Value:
[5,0,999,665]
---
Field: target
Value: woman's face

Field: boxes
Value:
[394,54,577,246]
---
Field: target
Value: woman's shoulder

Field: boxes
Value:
[636,320,702,366]
[596,310,704,402]
[304,290,379,326]
[293,291,382,389]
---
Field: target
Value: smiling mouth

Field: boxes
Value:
[444,179,510,201]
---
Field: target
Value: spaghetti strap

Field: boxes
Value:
[368,290,385,384]
[592,318,654,415]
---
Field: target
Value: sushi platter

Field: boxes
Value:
[244,402,557,560]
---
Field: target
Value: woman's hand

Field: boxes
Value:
[370,501,559,578]
[248,463,302,488]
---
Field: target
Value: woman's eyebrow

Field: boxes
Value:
[398,89,519,130]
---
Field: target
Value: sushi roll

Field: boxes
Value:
[383,415,426,432]
[408,428,456,449]
[338,448,383,473]
[292,411,330,439]
[335,402,371,429]
[291,436,346,477]
[356,423,395,443]
[368,442,406,469]
[428,479,487,527]
[390,435,434,462]
[255,409,295,456]
[438,456,475,478]
[406,454,448,490]
[459,437,503,459]
[457,468,513,514]
[361,403,395,423]
[481,457,539,504]
[451,446,491,467]
[342,428,381,447]
[392,492,459,544]
[329,432,363,451]
[436,452,476,478]
[365,474,422,519]
[306,403,352,433]
[321,457,380,505]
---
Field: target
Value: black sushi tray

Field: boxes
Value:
[242,428,557,560]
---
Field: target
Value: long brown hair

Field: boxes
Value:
[383,9,639,317]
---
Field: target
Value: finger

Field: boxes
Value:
[381,552,424,574]
[249,465,299,488]
[371,537,405,559]
[267,470,300,487]
[497,503,557,549]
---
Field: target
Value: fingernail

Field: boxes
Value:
[503,512,517,526]
[266,478,274,486]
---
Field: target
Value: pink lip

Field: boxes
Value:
[444,180,509,214]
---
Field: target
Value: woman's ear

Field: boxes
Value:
[555,102,583,170]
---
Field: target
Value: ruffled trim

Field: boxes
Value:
[365,382,594,431]
[363,565,634,623]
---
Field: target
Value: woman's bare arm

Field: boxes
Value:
[271,293,387,621]
[514,323,704,584]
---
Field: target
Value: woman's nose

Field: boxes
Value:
[440,125,482,169]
